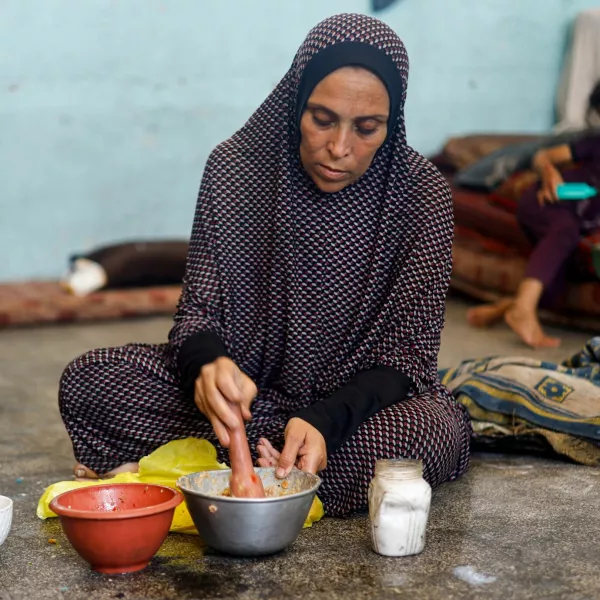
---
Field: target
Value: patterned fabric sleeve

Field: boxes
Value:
[168,152,228,374]
[375,165,454,393]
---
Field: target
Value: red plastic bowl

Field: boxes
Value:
[49,483,182,574]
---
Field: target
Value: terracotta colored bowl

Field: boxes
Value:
[49,483,182,574]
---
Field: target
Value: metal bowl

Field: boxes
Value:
[177,467,321,557]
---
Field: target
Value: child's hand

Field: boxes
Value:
[537,166,564,206]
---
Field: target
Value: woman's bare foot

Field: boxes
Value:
[73,462,139,482]
[504,306,560,348]
[256,438,280,468]
[467,298,513,328]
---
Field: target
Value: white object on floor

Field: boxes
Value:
[368,459,431,557]
[61,258,108,297]
[555,8,600,132]
[453,565,497,586]
[0,495,13,546]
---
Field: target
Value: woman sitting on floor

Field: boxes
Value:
[468,88,600,349]
[57,14,471,517]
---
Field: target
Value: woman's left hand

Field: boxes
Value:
[256,418,327,477]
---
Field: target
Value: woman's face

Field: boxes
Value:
[299,66,390,193]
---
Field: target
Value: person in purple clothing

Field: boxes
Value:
[468,128,600,348]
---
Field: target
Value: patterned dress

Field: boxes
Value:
[59,13,472,517]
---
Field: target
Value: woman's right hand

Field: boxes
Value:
[537,165,564,206]
[194,357,258,447]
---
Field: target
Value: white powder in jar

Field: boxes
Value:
[368,459,431,557]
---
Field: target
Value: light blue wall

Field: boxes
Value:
[1,0,599,281]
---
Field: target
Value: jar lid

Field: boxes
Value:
[374,459,423,480]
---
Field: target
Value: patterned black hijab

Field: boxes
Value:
[294,39,404,143]
[170,13,454,411]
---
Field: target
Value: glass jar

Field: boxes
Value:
[368,459,432,557]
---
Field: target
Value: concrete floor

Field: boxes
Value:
[1,296,599,599]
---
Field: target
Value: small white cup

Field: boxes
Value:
[0,495,13,546]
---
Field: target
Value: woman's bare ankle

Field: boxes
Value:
[73,462,139,481]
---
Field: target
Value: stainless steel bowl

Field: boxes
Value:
[177,467,321,556]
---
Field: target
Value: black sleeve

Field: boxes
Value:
[291,366,412,454]
[177,331,229,395]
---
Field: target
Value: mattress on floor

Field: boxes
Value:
[0,281,181,328]
[448,176,600,281]
[450,181,532,254]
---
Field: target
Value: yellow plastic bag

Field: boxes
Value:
[37,438,324,533]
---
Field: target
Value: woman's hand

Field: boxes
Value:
[536,163,564,206]
[194,357,257,447]
[256,418,327,477]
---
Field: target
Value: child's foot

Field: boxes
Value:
[505,306,560,348]
[467,299,513,328]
